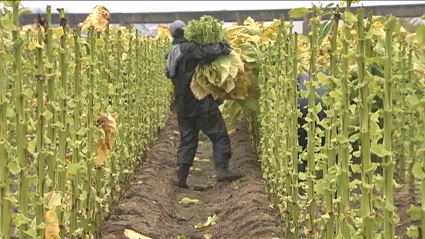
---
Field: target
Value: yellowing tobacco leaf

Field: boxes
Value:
[191,73,213,100]
[179,197,201,205]
[243,17,263,28]
[155,24,172,40]
[194,157,210,162]
[96,140,108,166]
[80,5,111,33]
[123,229,153,239]
[95,112,118,166]
[194,215,220,229]
[44,209,60,239]
[97,112,118,148]
[190,167,201,172]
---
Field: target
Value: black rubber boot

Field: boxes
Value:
[216,163,244,182]
[172,164,190,188]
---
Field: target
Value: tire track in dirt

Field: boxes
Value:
[102,113,282,239]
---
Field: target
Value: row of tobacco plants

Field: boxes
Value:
[247,2,425,239]
[0,2,171,239]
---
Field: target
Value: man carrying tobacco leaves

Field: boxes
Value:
[165,20,244,189]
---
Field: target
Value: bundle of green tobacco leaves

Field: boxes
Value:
[184,16,263,101]
[185,15,252,100]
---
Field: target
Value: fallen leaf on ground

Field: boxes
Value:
[179,197,201,205]
[173,130,180,135]
[194,215,220,229]
[194,157,210,162]
[190,167,201,172]
[177,235,188,239]
[204,233,213,239]
[123,229,153,239]
[228,129,236,135]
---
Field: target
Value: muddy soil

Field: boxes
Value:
[102,113,282,239]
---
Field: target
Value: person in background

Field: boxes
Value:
[165,20,244,189]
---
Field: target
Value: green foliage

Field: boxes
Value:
[184,15,225,44]
[244,3,425,239]
[0,5,171,239]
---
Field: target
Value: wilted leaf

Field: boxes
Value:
[194,157,210,162]
[190,167,201,172]
[179,197,201,205]
[123,229,153,239]
[289,7,312,19]
[97,112,118,135]
[95,112,119,166]
[44,209,60,239]
[96,141,108,166]
[194,215,220,229]
[80,5,111,33]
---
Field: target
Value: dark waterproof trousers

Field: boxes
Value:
[177,109,231,168]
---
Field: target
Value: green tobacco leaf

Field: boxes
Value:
[4,0,18,8]
[14,213,30,226]
[344,12,358,23]
[412,162,425,179]
[23,228,37,238]
[18,8,32,16]
[3,53,14,63]
[317,72,329,84]
[406,225,419,238]
[406,205,421,220]
[67,163,81,176]
[8,159,21,174]
[289,7,312,19]
[370,143,391,157]
[1,17,18,31]
[96,38,105,47]
[416,25,425,45]
[42,110,54,121]
[406,94,421,109]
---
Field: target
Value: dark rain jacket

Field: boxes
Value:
[165,37,231,119]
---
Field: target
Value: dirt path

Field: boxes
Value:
[102,113,282,239]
